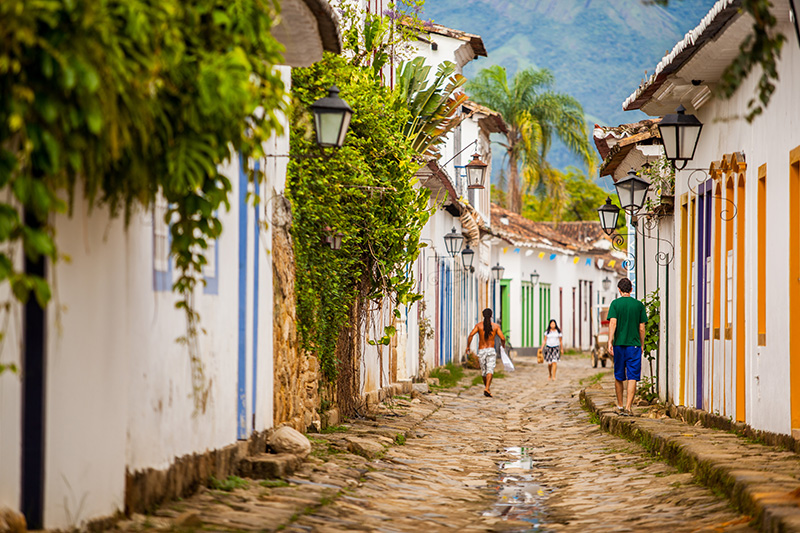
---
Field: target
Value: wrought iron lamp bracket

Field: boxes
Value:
[683,168,738,221]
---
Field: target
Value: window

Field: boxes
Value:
[153,196,171,292]
[203,236,219,295]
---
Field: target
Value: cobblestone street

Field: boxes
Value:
[114,356,754,532]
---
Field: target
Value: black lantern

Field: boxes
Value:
[443,227,464,257]
[597,197,621,236]
[310,85,353,148]
[602,276,611,291]
[615,169,650,214]
[657,105,703,170]
[530,270,540,285]
[465,153,488,189]
[461,245,475,272]
[491,262,505,281]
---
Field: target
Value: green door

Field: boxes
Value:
[500,279,511,342]
[539,283,551,342]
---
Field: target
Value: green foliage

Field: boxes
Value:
[288,53,431,381]
[390,58,467,157]
[522,167,617,222]
[259,479,290,488]
[637,375,659,403]
[643,289,660,361]
[209,475,248,492]
[641,155,675,214]
[640,289,661,400]
[429,362,464,388]
[339,0,427,80]
[0,1,285,386]
[394,433,406,445]
[321,425,349,434]
[466,65,595,214]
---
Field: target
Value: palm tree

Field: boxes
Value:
[466,66,595,214]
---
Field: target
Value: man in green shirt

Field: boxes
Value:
[606,278,647,416]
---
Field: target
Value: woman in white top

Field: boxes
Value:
[542,319,563,381]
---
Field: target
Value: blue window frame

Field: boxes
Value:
[203,214,220,295]
[153,196,172,292]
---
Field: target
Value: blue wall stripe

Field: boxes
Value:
[251,164,260,432]
[237,154,248,439]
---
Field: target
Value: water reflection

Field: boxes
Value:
[483,446,552,531]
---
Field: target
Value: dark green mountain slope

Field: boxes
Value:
[422,0,717,170]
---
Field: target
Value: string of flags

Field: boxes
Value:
[501,247,617,269]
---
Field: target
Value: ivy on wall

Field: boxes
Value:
[0,0,285,396]
[288,53,432,382]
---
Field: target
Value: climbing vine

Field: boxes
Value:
[640,288,661,401]
[0,0,285,392]
[287,53,432,383]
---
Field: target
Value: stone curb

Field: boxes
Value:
[580,388,800,533]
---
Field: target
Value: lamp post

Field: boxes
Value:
[491,262,504,281]
[443,227,464,257]
[491,262,504,324]
[465,153,488,189]
[597,197,621,236]
[461,245,475,273]
[310,85,354,148]
[530,270,540,286]
[602,276,611,291]
[657,105,703,170]
[614,169,651,215]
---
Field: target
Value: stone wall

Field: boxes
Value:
[272,195,320,432]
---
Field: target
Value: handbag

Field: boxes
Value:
[537,347,544,364]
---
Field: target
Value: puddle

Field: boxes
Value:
[483,446,552,531]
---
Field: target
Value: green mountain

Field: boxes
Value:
[422,0,717,171]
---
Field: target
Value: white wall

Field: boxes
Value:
[668,18,799,434]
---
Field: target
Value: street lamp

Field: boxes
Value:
[310,85,353,148]
[465,153,488,189]
[657,105,703,170]
[443,227,464,257]
[615,169,650,214]
[602,277,611,291]
[597,197,621,236]
[491,262,505,281]
[461,245,475,272]
[530,270,540,285]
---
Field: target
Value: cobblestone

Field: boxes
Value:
[110,356,755,532]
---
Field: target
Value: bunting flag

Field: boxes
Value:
[549,253,556,261]
[586,258,592,266]
[538,252,545,259]
[514,248,521,254]
[503,247,508,254]
[573,257,580,264]
[525,250,534,257]
[608,259,616,268]
[598,259,605,268]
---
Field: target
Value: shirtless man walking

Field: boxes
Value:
[466,308,506,397]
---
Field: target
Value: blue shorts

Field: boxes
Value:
[613,345,642,382]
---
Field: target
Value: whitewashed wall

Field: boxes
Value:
[667,19,799,434]
[0,67,291,529]
[489,238,620,352]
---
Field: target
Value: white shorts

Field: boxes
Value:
[478,348,497,376]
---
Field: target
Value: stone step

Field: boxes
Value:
[238,453,302,479]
